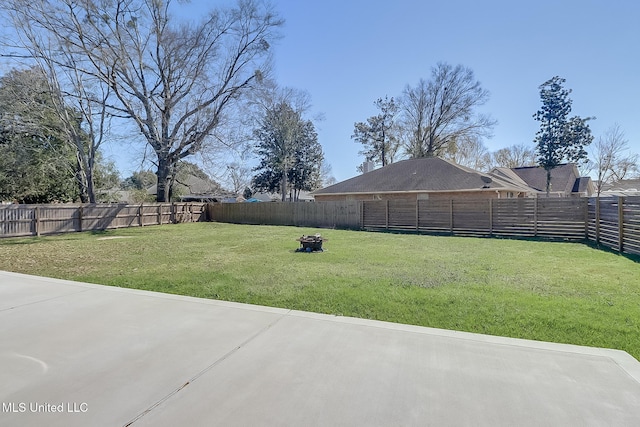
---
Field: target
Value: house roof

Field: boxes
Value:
[600,178,640,196]
[573,177,593,194]
[508,164,580,193]
[147,174,223,196]
[251,191,315,202]
[313,157,532,196]
[601,178,640,192]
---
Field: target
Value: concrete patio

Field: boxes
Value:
[1,270,639,426]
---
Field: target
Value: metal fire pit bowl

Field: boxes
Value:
[296,234,326,252]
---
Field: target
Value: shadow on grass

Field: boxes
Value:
[365,228,640,263]
[0,236,43,245]
[583,241,640,264]
[0,229,117,245]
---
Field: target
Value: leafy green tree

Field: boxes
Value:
[93,157,121,202]
[352,96,400,167]
[533,76,593,196]
[0,68,80,203]
[252,101,323,201]
[243,187,254,199]
[0,133,79,203]
[121,170,157,191]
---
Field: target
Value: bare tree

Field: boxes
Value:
[491,144,537,169]
[441,136,491,171]
[319,159,337,188]
[5,0,283,202]
[226,162,253,196]
[590,124,639,195]
[400,63,496,158]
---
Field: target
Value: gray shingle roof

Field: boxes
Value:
[313,157,530,195]
[601,178,640,192]
[510,164,578,193]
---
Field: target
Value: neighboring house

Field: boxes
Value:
[100,189,134,203]
[250,191,315,202]
[147,173,226,201]
[491,164,594,197]
[598,178,640,197]
[312,157,535,202]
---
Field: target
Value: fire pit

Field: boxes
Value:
[296,234,326,252]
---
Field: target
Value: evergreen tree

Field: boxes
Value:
[0,68,79,203]
[352,96,400,167]
[533,76,593,196]
[252,102,323,201]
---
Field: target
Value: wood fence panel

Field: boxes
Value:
[208,201,361,229]
[292,201,361,229]
[0,203,205,238]
[492,198,536,237]
[452,199,491,235]
[588,198,622,251]
[39,205,80,235]
[388,200,417,229]
[0,205,35,237]
[362,201,387,228]
[417,199,451,232]
[535,198,587,239]
[622,196,640,255]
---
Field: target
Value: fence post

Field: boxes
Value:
[449,199,454,234]
[534,198,538,237]
[385,200,389,229]
[139,204,143,227]
[618,196,625,253]
[34,205,40,237]
[415,199,419,231]
[158,204,162,225]
[583,198,589,240]
[595,197,600,244]
[489,199,493,236]
[78,205,83,232]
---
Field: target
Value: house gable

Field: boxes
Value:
[509,164,592,197]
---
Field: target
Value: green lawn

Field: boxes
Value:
[1,222,639,359]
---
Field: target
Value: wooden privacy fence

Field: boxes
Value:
[207,197,640,257]
[3,197,639,257]
[0,203,207,238]
[588,196,640,256]
[207,201,361,229]
[362,198,588,240]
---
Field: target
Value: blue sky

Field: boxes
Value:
[102,0,640,183]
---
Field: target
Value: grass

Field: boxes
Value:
[1,222,639,360]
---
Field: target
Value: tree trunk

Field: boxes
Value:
[86,166,96,203]
[281,169,287,202]
[545,168,551,198]
[74,154,89,203]
[156,157,172,203]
